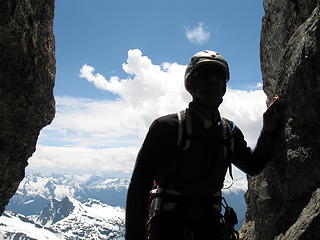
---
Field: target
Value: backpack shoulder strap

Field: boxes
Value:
[221,118,236,152]
[158,109,189,187]
[177,110,185,147]
[221,117,236,180]
[177,108,191,151]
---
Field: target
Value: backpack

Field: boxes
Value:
[177,108,236,181]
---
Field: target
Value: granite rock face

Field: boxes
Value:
[241,1,320,239]
[0,0,55,215]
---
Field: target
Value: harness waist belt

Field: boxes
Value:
[150,187,222,215]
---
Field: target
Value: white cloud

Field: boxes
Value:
[29,145,138,174]
[45,97,146,147]
[29,49,267,175]
[79,49,190,123]
[185,22,210,45]
[221,88,266,147]
[256,82,263,88]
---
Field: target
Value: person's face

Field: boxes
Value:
[193,66,226,107]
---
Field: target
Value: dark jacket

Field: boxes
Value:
[125,103,275,240]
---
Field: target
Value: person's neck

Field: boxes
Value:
[191,100,219,120]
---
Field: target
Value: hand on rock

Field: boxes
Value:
[263,95,281,133]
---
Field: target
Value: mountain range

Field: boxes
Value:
[0,173,246,239]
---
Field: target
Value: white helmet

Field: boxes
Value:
[184,50,230,94]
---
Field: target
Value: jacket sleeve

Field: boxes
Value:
[231,126,276,176]
[125,119,163,240]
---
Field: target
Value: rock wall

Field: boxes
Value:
[0,0,55,214]
[241,0,320,239]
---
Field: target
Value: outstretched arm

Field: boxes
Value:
[262,95,281,133]
[232,95,282,176]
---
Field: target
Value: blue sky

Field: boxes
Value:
[54,0,264,99]
[28,1,266,177]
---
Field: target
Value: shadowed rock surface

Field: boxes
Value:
[0,0,55,215]
[241,0,320,239]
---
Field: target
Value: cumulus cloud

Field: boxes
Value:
[185,22,210,45]
[221,88,266,147]
[79,49,190,122]
[29,49,266,175]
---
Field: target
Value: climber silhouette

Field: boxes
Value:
[125,50,281,240]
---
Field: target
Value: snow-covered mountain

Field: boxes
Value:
[1,197,124,240]
[1,173,247,239]
[6,173,129,216]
